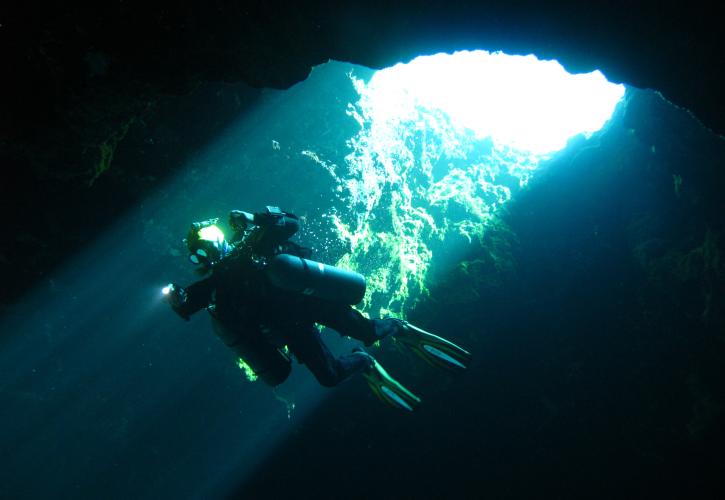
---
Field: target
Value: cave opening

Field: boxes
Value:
[322,50,626,317]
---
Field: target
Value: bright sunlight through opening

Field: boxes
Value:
[313,50,626,318]
[362,50,625,155]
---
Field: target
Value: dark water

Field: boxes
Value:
[1,61,723,499]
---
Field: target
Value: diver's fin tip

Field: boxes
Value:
[396,320,472,372]
[363,358,422,412]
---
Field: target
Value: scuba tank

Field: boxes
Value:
[265,254,366,305]
[209,313,291,387]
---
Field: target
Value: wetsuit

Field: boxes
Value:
[171,210,395,387]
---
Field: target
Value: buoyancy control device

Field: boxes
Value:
[209,312,292,386]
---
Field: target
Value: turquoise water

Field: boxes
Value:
[1,56,723,500]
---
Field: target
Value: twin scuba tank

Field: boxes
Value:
[212,253,367,386]
[265,254,366,306]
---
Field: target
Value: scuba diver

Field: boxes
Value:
[163,206,471,411]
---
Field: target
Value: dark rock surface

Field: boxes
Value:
[0,1,722,302]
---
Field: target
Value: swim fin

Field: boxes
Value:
[362,355,421,412]
[393,320,472,371]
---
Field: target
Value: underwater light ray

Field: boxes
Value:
[0,92,337,499]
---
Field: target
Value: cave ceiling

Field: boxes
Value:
[4,2,722,142]
[0,1,722,302]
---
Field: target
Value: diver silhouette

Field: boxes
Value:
[163,206,471,411]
